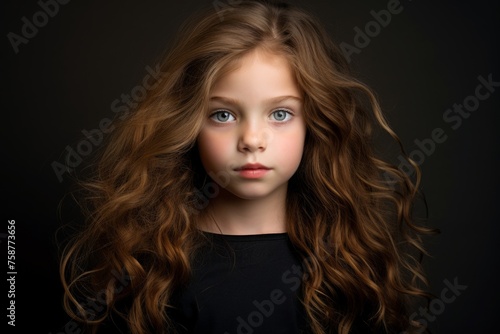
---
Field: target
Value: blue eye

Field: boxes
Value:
[210,110,235,123]
[271,109,292,122]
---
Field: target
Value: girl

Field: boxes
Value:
[59,0,437,333]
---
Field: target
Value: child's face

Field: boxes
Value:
[197,48,306,201]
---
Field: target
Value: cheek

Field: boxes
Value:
[274,130,306,167]
[197,130,230,170]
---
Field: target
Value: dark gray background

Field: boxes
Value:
[2,0,499,333]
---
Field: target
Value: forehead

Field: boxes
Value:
[210,48,302,99]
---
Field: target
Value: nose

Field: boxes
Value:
[237,120,268,153]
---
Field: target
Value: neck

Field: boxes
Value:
[198,187,287,235]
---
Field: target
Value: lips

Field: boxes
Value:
[234,163,271,178]
[234,163,271,171]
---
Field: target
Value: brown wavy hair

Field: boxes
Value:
[59,1,438,333]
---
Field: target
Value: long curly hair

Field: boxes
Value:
[59,1,438,333]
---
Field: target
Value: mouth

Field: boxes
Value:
[234,163,271,171]
[234,163,271,178]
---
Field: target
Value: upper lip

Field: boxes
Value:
[235,163,270,171]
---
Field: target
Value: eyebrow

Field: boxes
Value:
[209,95,302,106]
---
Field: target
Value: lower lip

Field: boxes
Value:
[237,169,270,178]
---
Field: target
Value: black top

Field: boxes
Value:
[98,233,382,333]
[168,232,310,334]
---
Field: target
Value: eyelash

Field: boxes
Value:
[209,108,294,123]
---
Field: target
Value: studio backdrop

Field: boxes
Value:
[2,0,499,333]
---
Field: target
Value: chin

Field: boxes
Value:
[228,190,271,200]
[226,183,286,201]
